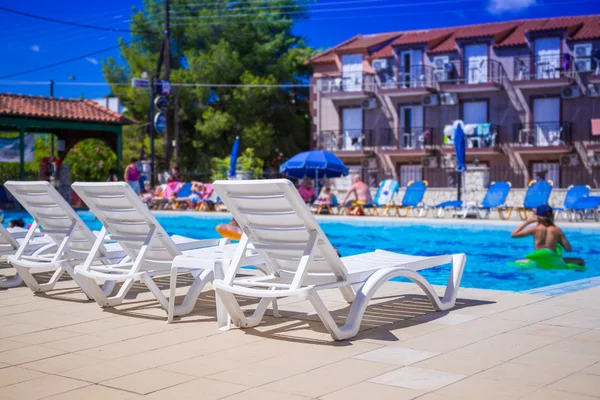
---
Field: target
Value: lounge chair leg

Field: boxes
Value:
[170,268,214,321]
[143,275,168,311]
[215,289,270,329]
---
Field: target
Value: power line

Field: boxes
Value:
[169,0,391,13]
[0,79,314,88]
[0,45,124,79]
[0,6,157,34]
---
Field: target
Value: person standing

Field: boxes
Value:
[124,158,141,195]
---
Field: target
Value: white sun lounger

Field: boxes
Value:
[0,225,57,288]
[4,181,128,298]
[212,179,467,341]
[71,182,239,311]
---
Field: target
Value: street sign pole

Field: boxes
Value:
[149,77,156,187]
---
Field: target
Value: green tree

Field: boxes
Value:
[103,0,314,173]
[64,139,116,182]
[211,147,264,181]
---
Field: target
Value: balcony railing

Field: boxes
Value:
[442,124,500,149]
[378,127,436,150]
[317,130,375,151]
[433,59,505,86]
[513,55,575,81]
[317,75,377,93]
[513,122,572,146]
[376,65,435,90]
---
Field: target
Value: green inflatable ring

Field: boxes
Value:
[512,247,585,271]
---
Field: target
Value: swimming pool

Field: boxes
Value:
[3,210,599,292]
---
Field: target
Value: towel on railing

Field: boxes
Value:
[592,119,600,136]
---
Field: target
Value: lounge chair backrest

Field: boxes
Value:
[564,185,590,209]
[4,181,101,258]
[72,182,182,270]
[163,181,180,198]
[373,180,399,206]
[176,182,192,198]
[523,180,553,209]
[213,179,347,280]
[0,224,19,255]
[202,183,214,201]
[401,180,428,207]
[480,182,511,208]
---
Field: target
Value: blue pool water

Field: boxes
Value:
[3,210,599,292]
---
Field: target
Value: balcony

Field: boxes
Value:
[435,60,505,92]
[317,75,376,98]
[376,65,435,96]
[513,55,574,88]
[441,124,501,154]
[511,122,572,150]
[377,127,436,152]
[317,130,376,152]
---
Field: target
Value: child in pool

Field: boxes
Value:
[511,204,584,266]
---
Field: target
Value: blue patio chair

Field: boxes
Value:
[425,182,512,219]
[314,195,340,215]
[338,179,400,216]
[571,196,600,222]
[553,185,590,220]
[396,180,428,217]
[172,182,192,209]
[514,180,553,220]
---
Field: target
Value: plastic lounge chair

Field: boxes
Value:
[571,196,600,222]
[554,185,591,221]
[426,200,464,218]
[372,180,400,216]
[0,225,57,288]
[211,179,466,341]
[463,181,512,219]
[71,182,234,310]
[514,180,553,220]
[4,181,127,298]
[314,196,339,215]
[197,183,215,211]
[396,180,428,217]
[172,182,193,210]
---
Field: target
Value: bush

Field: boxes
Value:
[211,148,264,181]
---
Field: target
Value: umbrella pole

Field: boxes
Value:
[315,170,319,203]
[456,170,462,201]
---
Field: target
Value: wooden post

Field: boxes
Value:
[19,126,25,181]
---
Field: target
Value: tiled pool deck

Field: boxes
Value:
[0,265,599,400]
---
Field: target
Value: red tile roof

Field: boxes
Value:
[0,94,135,124]
[336,32,402,53]
[308,35,360,64]
[569,16,600,41]
[455,21,518,40]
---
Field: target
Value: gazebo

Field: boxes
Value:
[0,93,136,180]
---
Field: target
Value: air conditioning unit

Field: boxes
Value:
[561,85,580,99]
[433,56,450,82]
[574,43,592,72]
[440,92,458,105]
[588,152,600,167]
[560,154,579,167]
[422,157,438,168]
[361,97,377,109]
[372,59,388,71]
[433,56,449,70]
[422,94,439,107]
[587,84,600,97]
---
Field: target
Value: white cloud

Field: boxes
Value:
[85,57,99,65]
[31,44,40,52]
[488,0,536,14]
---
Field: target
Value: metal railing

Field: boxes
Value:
[376,65,435,90]
[433,59,505,86]
[317,75,377,93]
[442,124,501,149]
[512,122,572,146]
[378,127,436,150]
[317,130,376,151]
[513,55,575,81]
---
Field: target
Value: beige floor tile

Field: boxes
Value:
[353,320,445,344]
[512,323,588,338]
[42,384,144,400]
[0,375,90,400]
[148,377,248,400]
[392,329,482,353]
[160,354,254,377]
[0,362,10,369]
[451,332,558,362]
[410,312,477,326]
[10,329,81,345]
[436,376,538,399]
[21,352,101,374]
[543,309,600,329]
[352,346,439,366]
[3,310,96,329]
[521,388,599,400]
[490,304,575,323]
[548,373,600,398]
[0,366,46,387]
[0,323,48,339]
[221,387,311,400]
[59,360,151,383]
[369,366,465,391]
[412,352,503,376]
[61,315,148,334]
[545,336,600,357]
[511,348,598,371]
[581,362,600,376]
[264,358,398,398]
[0,339,28,353]
[0,344,65,365]
[476,361,574,387]
[42,333,118,352]
[320,381,424,400]
[102,368,196,394]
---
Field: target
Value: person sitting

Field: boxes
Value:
[341,174,373,216]
[7,219,25,228]
[317,186,333,204]
[187,181,206,209]
[139,188,154,207]
[511,204,584,266]
[297,179,316,204]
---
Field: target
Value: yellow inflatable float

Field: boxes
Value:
[216,223,242,241]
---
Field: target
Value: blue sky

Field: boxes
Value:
[1,0,599,99]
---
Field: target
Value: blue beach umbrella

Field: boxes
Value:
[454,123,466,200]
[228,136,240,179]
[280,150,349,196]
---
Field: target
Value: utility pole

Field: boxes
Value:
[49,80,55,158]
[163,0,172,169]
[149,77,156,187]
[173,87,180,166]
